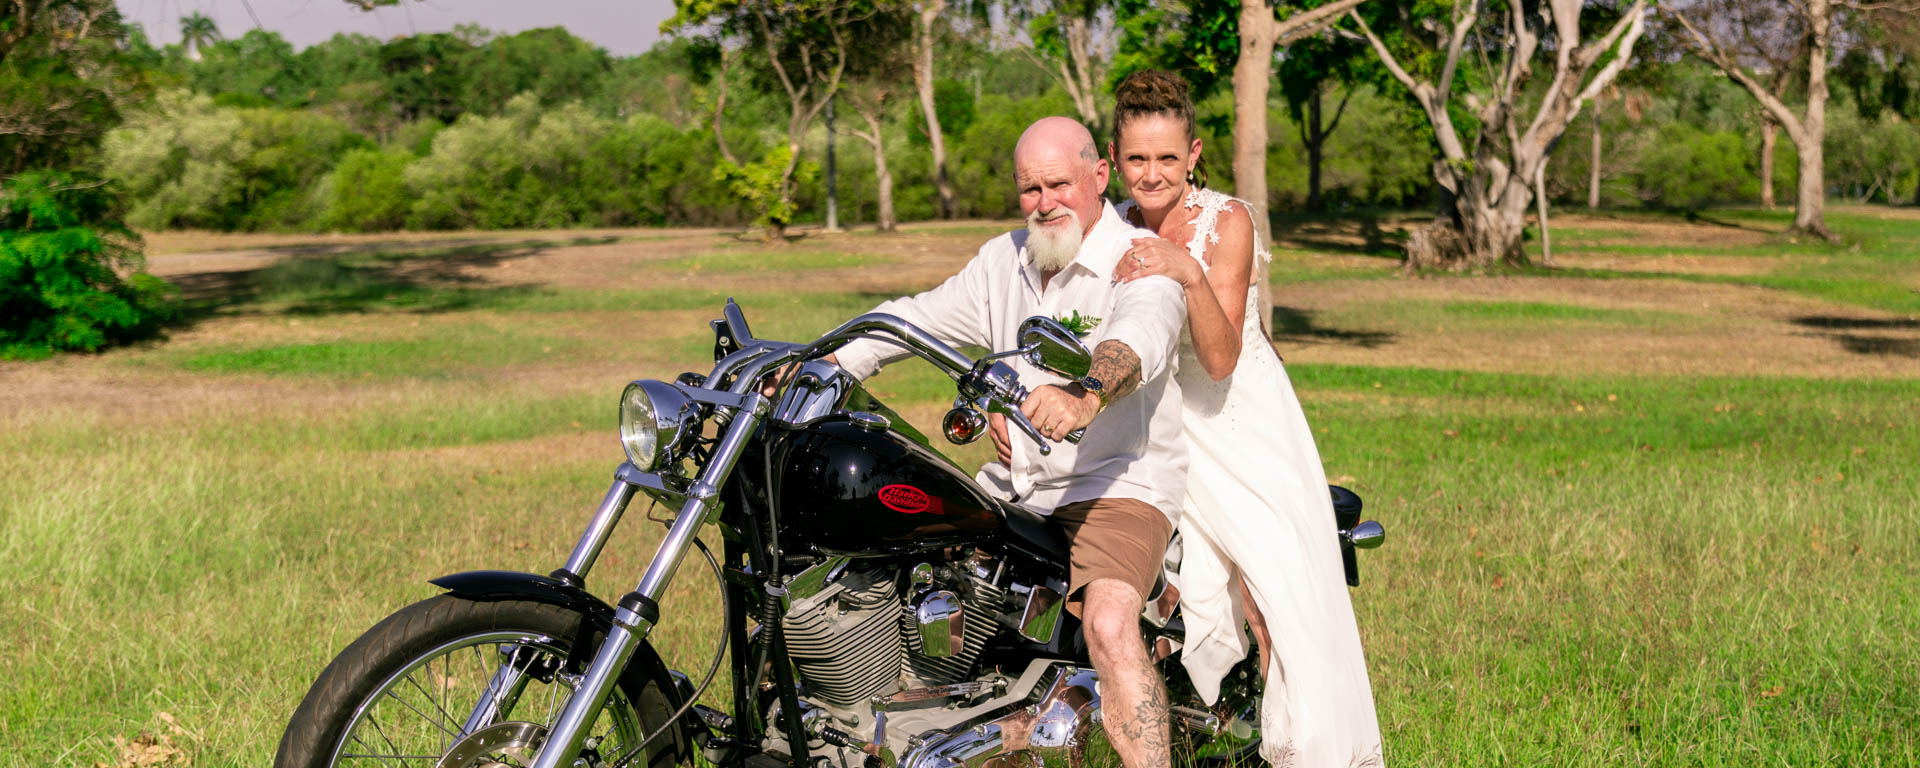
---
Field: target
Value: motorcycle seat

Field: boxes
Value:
[997,499,1073,563]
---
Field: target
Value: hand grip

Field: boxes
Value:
[1063,428,1084,444]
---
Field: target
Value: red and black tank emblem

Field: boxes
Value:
[878,484,942,514]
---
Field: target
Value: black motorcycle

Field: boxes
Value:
[275,301,1384,768]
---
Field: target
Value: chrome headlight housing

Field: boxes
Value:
[619,380,697,471]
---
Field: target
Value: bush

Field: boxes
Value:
[0,172,175,359]
[103,90,370,231]
[319,149,411,231]
[1634,123,1755,209]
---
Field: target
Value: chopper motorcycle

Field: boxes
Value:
[275,301,1385,768]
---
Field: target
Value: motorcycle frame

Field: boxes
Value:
[522,304,1024,768]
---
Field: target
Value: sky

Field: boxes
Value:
[114,0,678,56]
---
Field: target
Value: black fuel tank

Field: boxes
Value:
[770,414,1003,557]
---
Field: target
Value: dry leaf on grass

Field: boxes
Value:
[95,732,185,768]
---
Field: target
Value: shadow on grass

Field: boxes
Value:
[1791,315,1920,358]
[1271,306,1394,348]
[169,236,619,323]
[1269,211,1410,259]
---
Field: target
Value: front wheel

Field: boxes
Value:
[275,595,686,768]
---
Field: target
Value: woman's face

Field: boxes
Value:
[1112,114,1201,214]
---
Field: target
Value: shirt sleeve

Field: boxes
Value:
[833,243,999,380]
[1097,273,1185,383]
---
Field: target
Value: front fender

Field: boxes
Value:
[428,570,695,757]
[430,569,615,623]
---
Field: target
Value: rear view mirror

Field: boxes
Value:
[1017,316,1092,380]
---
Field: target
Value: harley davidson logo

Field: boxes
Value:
[878,484,933,514]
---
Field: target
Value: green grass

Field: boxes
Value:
[656,247,891,273]
[3,211,1918,767]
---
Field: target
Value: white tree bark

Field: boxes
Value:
[911,0,954,218]
[1352,0,1647,269]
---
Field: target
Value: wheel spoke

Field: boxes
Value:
[383,685,460,740]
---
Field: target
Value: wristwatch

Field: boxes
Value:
[1075,375,1108,410]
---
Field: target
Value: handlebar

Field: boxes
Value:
[718,302,1088,456]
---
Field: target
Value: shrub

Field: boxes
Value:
[0,172,175,359]
[1634,123,1755,209]
[319,149,411,231]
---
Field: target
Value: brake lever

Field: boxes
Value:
[991,401,1053,456]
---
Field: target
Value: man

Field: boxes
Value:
[831,116,1187,768]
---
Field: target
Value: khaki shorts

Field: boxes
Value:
[1052,498,1173,618]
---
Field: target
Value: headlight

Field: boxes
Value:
[619,380,695,471]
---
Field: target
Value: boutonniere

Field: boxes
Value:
[1054,310,1102,337]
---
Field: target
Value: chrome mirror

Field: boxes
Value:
[1347,520,1386,550]
[1017,316,1092,379]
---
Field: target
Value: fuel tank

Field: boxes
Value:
[769,414,1003,557]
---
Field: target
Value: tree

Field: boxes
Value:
[1,0,173,357]
[179,11,219,61]
[1349,0,1650,270]
[1006,0,1118,135]
[1667,0,1918,237]
[1276,31,1370,211]
[667,0,871,239]
[910,0,965,218]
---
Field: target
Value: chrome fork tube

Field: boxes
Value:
[559,480,637,582]
[530,398,768,768]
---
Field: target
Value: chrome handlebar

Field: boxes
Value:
[712,302,1083,455]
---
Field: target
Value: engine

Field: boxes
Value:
[780,552,1011,707]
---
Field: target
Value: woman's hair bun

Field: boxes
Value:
[1112,69,1195,144]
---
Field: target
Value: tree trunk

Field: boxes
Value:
[1793,0,1831,238]
[1306,87,1324,211]
[913,0,954,218]
[825,98,841,232]
[873,143,895,232]
[1588,107,1602,209]
[854,103,895,232]
[1232,0,1275,336]
[1759,116,1777,209]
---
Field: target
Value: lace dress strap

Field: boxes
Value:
[1183,188,1272,277]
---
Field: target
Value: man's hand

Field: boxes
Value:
[1021,383,1100,441]
[989,412,1011,464]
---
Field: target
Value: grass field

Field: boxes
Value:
[2,206,1916,767]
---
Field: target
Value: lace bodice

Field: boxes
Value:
[1117,188,1274,414]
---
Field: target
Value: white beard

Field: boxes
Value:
[1025,208,1084,272]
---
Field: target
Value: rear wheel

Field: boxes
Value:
[275,595,686,768]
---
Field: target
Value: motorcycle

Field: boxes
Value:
[275,301,1385,768]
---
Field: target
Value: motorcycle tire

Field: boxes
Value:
[274,595,686,768]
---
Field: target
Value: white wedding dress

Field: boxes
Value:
[1121,188,1384,767]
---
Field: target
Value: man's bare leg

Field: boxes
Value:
[1235,574,1274,679]
[1082,579,1169,768]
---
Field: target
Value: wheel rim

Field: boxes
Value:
[327,630,650,767]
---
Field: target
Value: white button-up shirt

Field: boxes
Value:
[836,200,1188,521]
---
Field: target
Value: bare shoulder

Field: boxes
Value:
[1205,200,1256,271]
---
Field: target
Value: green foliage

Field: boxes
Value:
[1825,106,1920,203]
[0,172,175,358]
[103,90,370,230]
[1632,123,1756,210]
[715,145,815,231]
[319,149,411,231]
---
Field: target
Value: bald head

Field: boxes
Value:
[1015,116,1100,171]
[1014,117,1109,243]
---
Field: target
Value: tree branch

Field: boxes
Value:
[1274,0,1370,46]
[1348,10,1419,92]
[1670,7,1807,142]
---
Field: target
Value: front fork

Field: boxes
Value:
[515,399,767,768]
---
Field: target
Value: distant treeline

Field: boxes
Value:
[100,26,1917,232]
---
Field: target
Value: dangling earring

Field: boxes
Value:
[1186,167,1198,188]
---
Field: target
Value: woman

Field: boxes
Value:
[1108,70,1383,767]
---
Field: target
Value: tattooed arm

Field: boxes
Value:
[1019,340,1142,440]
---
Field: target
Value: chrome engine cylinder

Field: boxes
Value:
[782,566,903,706]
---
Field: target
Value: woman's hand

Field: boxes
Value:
[1114,236,1203,288]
